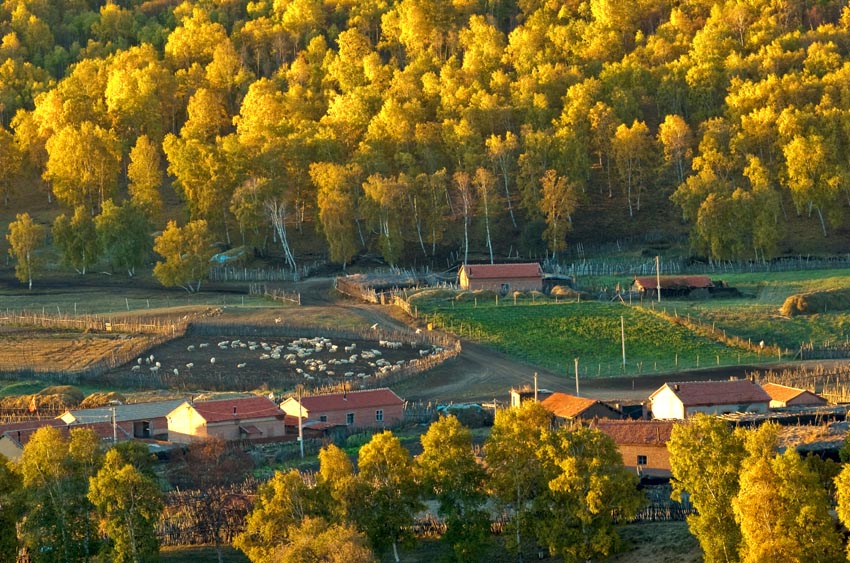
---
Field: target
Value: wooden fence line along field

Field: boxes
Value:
[756,364,850,403]
[553,255,850,279]
[0,309,188,336]
[209,262,326,282]
[247,283,301,305]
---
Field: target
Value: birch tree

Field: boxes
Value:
[6,212,46,290]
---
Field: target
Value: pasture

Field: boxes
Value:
[414,299,767,377]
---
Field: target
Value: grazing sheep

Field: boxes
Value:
[237,363,247,368]
[210,357,216,365]
[137,358,143,365]
[199,343,209,348]
[173,368,179,376]
[149,366,159,373]
[186,345,195,352]
[186,363,194,369]
[155,361,161,368]
[274,317,282,324]
[131,365,141,372]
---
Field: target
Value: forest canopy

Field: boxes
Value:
[2,0,850,269]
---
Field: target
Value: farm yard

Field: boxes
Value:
[99,333,451,392]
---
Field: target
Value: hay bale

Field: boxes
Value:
[407,288,459,303]
[780,289,850,316]
[80,391,127,409]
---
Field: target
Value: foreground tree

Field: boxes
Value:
[354,431,422,562]
[234,469,317,563]
[127,135,164,221]
[0,455,22,561]
[6,212,46,290]
[484,401,551,558]
[152,220,214,292]
[88,448,163,563]
[18,427,103,562]
[272,517,376,563]
[537,425,645,562]
[733,423,843,563]
[417,415,489,561]
[539,169,580,258]
[668,414,745,563]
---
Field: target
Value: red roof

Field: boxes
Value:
[192,396,283,423]
[461,263,542,280]
[634,276,714,290]
[761,383,826,405]
[297,388,404,412]
[652,380,771,407]
[0,419,66,446]
[593,420,676,446]
[540,392,611,419]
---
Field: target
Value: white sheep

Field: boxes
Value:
[186,345,195,352]
[210,357,216,364]
[131,365,141,372]
[137,358,143,365]
[199,343,209,348]
[185,362,194,369]
[237,363,247,368]
[173,368,179,376]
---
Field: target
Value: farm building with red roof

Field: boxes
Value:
[633,275,717,299]
[649,379,771,419]
[539,392,622,422]
[761,383,828,408]
[166,396,289,443]
[593,419,677,477]
[458,263,542,293]
[0,419,66,460]
[280,388,404,429]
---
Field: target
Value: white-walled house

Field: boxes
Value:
[649,380,770,419]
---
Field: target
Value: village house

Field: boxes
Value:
[458,263,543,293]
[509,386,554,407]
[166,396,289,443]
[0,419,66,461]
[761,382,828,408]
[593,419,677,477]
[280,388,405,429]
[649,379,771,420]
[61,399,185,441]
[539,392,622,423]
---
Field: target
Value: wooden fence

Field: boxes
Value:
[248,283,301,305]
[0,309,186,336]
[210,262,325,282]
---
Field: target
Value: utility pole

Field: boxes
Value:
[574,358,580,397]
[656,255,661,303]
[297,385,304,458]
[111,404,118,445]
[621,316,626,370]
[533,372,538,402]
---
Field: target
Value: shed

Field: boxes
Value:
[649,379,771,420]
[458,263,543,293]
[593,419,676,477]
[761,383,828,409]
[167,396,288,443]
[0,419,66,461]
[540,392,622,423]
[633,275,714,299]
[280,388,404,429]
[61,399,185,441]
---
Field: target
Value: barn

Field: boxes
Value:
[458,263,543,293]
[593,419,676,477]
[649,379,771,419]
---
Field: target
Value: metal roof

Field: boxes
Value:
[62,399,186,424]
[460,263,542,279]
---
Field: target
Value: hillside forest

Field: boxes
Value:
[2,0,850,274]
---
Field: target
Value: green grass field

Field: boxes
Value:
[411,268,850,377]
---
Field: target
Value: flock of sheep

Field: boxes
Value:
[128,335,444,383]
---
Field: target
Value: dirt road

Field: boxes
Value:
[294,277,773,404]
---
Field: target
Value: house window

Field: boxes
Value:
[500,283,509,295]
[637,455,647,466]
[376,409,384,422]
[346,412,355,425]
[319,415,327,422]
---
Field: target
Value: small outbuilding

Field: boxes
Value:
[633,275,714,299]
[649,379,771,420]
[0,419,66,461]
[540,392,622,423]
[280,388,405,429]
[61,399,185,441]
[458,263,543,293]
[761,383,828,409]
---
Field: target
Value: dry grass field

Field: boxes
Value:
[0,329,159,373]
